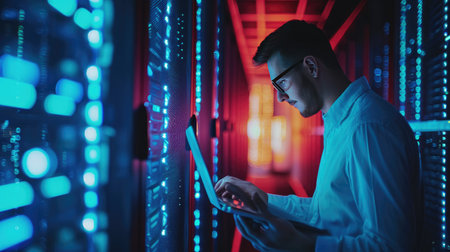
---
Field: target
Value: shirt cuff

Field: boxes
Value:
[267,193,288,217]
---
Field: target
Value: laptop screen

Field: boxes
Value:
[186,126,221,208]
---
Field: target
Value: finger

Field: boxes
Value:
[234,214,253,241]
[236,216,269,250]
[225,183,257,210]
[251,242,263,252]
[239,215,263,237]
[214,178,225,192]
[221,191,231,198]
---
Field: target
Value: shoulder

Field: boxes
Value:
[345,90,411,136]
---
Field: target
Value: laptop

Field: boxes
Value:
[186,125,262,219]
[185,125,328,234]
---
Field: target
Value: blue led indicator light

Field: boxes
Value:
[89,0,103,8]
[22,148,55,179]
[85,101,103,126]
[88,83,101,100]
[82,212,98,232]
[74,8,92,30]
[91,9,104,29]
[83,167,99,187]
[88,30,103,49]
[86,66,101,83]
[85,145,101,164]
[84,191,99,208]
[85,127,100,144]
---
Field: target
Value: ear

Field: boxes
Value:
[303,56,319,78]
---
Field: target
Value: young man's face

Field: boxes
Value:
[267,52,323,117]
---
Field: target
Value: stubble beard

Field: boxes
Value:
[298,73,323,118]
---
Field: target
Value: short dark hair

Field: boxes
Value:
[253,20,340,69]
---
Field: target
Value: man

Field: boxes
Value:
[214,20,422,251]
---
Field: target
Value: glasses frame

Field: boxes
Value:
[271,58,304,93]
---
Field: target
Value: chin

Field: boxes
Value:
[299,107,320,118]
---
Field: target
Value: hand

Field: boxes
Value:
[214,176,268,214]
[234,214,317,252]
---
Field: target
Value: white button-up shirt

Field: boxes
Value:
[268,77,422,251]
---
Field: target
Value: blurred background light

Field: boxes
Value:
[55,78,83,103]
[0,181,34,212]
[0,54,40,86]
[40,176,71,198]
[0,215,33,251]
[0,77,36,109]
[74,8,92,30]
[44,94,76,116]
[22,148,53,179]
[47,0,77,17]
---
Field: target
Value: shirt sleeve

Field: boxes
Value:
[267,193,312,223]
[315,122,419,252]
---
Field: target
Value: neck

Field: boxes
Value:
[319,68,351,114]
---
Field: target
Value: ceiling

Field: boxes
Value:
[227,0,366,85]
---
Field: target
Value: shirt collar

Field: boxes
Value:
[322,76,371,130]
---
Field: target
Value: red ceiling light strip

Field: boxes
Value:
[227,0,252,83]
[256,0,266,40]
[296,0,308,19]
[318,0,335,29]
[240,14,322,22]
[330,0,367,49]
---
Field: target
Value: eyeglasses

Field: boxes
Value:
[271,58,304,93]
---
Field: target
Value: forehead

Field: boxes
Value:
[267,51,288,80]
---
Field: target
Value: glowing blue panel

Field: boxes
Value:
[48,0,77,17]
[0,215,33,251]
[0,55,40,86]
[44,94,76,116]
[22,148,53,179]
[0,77,36,109]
[84,191,98,208]
[88,83,101,100]
[84,126,100,144]
[55,78,83,103]
[88,30,103,49]
[409,120,450,132]
[0,181,34,212]
[85,145,100,164]
[85,101,103,126]
[83,167,98,187]
[74,8,92,30]
[82,212,98,232]
[40,176,71,198]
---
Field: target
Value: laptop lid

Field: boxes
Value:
[185,126,221,208]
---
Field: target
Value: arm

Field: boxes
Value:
[316,122,419,252]
[214,176,313,222]
[268,194,312,223]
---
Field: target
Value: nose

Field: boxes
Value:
[277,90,289,102]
